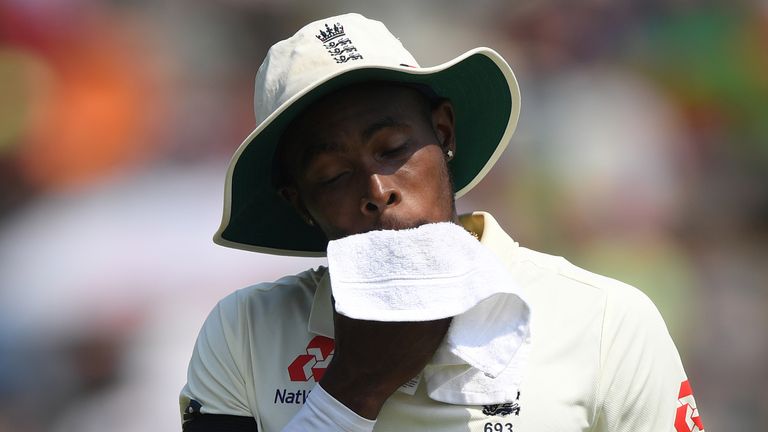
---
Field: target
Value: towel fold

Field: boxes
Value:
[326,222,532,404]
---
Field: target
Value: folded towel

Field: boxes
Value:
[326,222,531,404]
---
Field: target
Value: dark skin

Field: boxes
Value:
[277,83,458,419]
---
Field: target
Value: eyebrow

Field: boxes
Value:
[361,116,408,142]
[300,140,345,171]
[299,116,410,169]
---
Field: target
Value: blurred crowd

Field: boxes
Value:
[0,0,766,430]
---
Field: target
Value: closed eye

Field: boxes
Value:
[381,141,410,158]
[320,171,349,186]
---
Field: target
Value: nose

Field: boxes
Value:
[360,173,401,215]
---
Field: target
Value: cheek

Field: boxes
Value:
[409,147,452,189]
[398,151,454,216]
[425,167,454,216]
[302,190,360,235]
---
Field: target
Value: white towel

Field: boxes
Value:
[326,222,531,404]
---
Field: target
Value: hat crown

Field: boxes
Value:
[253,13,419,125]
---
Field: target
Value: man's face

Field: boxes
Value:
[278,83,457,241]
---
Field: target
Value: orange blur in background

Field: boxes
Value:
[0,1,766,431]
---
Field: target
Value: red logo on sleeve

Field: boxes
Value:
[287,336,335,382]
[675,380,704,432]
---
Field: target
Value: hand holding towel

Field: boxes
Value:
[326,222,532,404]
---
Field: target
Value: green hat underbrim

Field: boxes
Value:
[214,48,520,256]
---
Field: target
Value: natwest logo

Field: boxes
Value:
[675,380,704,432]
[287,336,335,382]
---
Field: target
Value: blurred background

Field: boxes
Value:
[0,0,765,430]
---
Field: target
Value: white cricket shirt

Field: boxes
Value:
[180,212,704,432]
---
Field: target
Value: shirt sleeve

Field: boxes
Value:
[594,283,704,432]
[282,384,376,432]
[180,294,256,427]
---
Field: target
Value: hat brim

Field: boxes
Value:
[214,47,521,256]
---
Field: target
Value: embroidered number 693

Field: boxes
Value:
[484,422,513,432]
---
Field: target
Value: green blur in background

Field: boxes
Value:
[0,1,765,431]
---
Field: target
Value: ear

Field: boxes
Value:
[277,185,315,226]
[431,100,456,157]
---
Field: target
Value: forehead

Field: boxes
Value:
[282,83,430,148]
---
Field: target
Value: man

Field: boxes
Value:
[180,13,704,432]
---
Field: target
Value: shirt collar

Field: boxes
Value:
[308,267,334,338]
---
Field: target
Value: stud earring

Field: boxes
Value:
[446,149,454,160]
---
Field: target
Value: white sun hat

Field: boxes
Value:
[214,12,521,256]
